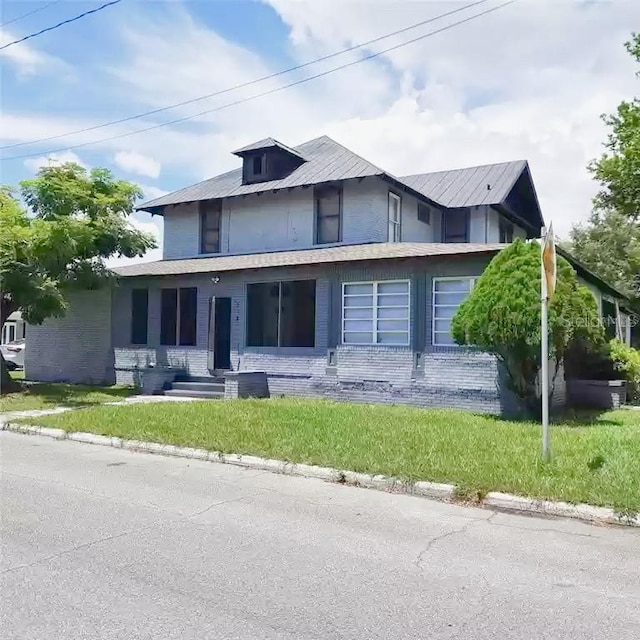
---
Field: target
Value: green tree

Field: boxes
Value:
[451,239,603,416]
[570,33,640,302]
[569,209,640,299]
[0,163,156,393]
[589,33,640,221]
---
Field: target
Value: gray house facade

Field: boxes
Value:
[25,136,631,412]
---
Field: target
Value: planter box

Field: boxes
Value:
[567,379,627,409]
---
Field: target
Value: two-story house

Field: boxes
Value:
[25,135,632,412]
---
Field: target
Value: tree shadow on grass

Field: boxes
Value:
[14,383,135,408]
[475,408,628,428]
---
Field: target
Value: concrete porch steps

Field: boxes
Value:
[163,375,225,400]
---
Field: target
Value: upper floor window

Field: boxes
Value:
[342,280,410,346]
[315,184,342,244]
[388,192,401,242]
[443,209,469,243]
[417,203,432,224]
[499,218,514,243]
[200,200,221,254]
[160,287,198,346]
[131,289,149,345]
[432,277,477,346]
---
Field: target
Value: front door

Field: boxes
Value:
[208,297,232,372]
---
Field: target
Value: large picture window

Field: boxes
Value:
[200,200,221,254]
[131,289,148,345]
[160,287,198,346]
[315,184,342,244]
[246,280,316,347]
[432,277,477,346]
[342,280,410,345]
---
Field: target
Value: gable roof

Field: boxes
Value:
[138,136,385,212]
[113,242,505,278]
[399,160,527,208]
[232,137,306,160]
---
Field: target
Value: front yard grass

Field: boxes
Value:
[15,398,640,511]
[0,382,135,412]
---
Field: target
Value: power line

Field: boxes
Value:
[0,0,63,29]
[0,0,122,51]
[1,0,490,152]
[2,0,517,162]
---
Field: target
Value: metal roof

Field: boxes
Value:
[138,136,385,211]
[399,160,527,208]
[113,242,506,278]
[232,137,306,160]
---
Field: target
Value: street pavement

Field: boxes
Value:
[2,431,640,639]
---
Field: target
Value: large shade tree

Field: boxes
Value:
[451,239,603,416]
[570,33,640,302]
[0,163,156,393]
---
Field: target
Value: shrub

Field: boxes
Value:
[609,339,640,403]
[452,239,604,416]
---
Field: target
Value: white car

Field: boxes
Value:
[1,339,25,370]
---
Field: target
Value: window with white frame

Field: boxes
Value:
[342,280,410,345]
[432,277,477,346]
[388,192,401,242]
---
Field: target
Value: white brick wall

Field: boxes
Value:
[25,290,114,384]
[26,256,568,416]
[162,202,200,259]
[226,189,315,254]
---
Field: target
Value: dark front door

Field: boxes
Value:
[208,297,232,372]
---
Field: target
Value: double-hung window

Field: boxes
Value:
[432,277,477,346]
[342,280,410,345]
[388,192,401,242]
[160,287,198,346]
[315,185,342,244]
[200,200,221,254]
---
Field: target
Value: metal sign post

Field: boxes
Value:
[541,223,556,463]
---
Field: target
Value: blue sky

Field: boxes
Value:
[2,0,639,263]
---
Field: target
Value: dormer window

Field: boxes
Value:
[233,137,306,185]
[252,154,266,177]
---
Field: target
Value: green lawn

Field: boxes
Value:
[9,369,24,381]
[0,382,136,412]
[15,398,640,511]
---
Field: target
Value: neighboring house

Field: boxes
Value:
[1,311,26,345]
[25,136,632,412]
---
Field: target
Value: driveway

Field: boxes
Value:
[2,431,640,639]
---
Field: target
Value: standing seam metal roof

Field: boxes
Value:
[139,136,385,210]
[398,160,527,208]
[137,135,530,215]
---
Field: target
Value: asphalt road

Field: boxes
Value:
[2,431,640,639]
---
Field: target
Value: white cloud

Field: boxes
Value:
[113,150,161,178]
[0,28,63,76]
[23,150,87,173]
[138,184,169,201]
[4,0,640,247]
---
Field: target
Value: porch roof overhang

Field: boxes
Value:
[112,242,507,278]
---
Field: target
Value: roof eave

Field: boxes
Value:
[557,246,629,301]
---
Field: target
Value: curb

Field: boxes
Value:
[3,422,638,528]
